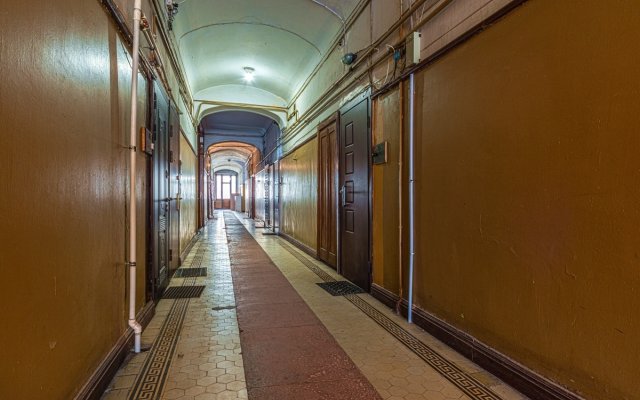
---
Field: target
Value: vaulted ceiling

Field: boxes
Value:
[206,141,259,175]
[172,0,361,106]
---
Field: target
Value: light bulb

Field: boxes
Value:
[243,67,255,82]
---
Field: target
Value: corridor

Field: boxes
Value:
[103,211,525,400]
[2,0,638,399]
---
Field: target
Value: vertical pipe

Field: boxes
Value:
[128,0,143,353]
[407,73,415,324]
[396,80,404,315]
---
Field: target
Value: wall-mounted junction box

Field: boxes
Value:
[406,31,422,66]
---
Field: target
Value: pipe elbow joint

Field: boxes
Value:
[128,319,142,334]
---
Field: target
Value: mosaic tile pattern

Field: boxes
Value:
[161,217,247,400]
[104,212,526,400]
[102,217,247,400]
[128,295,192,399]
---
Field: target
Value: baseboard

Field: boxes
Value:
[278,231,318,259]
[369,284,583,400]
[370,283,399,309]
[179,230,201,265]
[74,301,156,400]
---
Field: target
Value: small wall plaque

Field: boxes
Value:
[372,141,388,165]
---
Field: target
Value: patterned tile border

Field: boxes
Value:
[277,239,504,400]
[127,296,190,400]
[127,244,204,399]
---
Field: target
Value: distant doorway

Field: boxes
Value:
[214,171,237,209]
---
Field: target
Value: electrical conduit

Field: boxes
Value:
[408,73,415,324]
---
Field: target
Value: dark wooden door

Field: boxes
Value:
[152,82,170,298]
[339,97,370,290]
[318,117,338,268]
[168,103,180,275]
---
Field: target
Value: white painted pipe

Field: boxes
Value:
[408,73,415,324]
[128,0,143,353]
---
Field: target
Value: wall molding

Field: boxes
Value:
[73,301,156,400]
[370,284,584,400]
[280,133,317,160]
[278,231,318,259]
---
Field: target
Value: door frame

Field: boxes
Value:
[337,89,372,289]
[317,112,340,269]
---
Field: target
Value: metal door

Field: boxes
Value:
[168,104,180,274]
[152,82,170,298]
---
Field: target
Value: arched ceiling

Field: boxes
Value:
[207,141,259,173]
[201,110,275,152]
[173,0,361,104]
[202,111,274,137]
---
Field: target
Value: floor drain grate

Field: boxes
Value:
[317,281,365,296]
[174,268,207,278]
[163,285,206,299]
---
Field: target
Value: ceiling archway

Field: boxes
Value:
[198,106,285,131]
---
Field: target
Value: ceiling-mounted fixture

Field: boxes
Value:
[243,67,255,82]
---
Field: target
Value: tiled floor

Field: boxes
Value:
[103,210,528,400]
[102,216,247,400]
[224,212,381,399]
[234,213,528,400]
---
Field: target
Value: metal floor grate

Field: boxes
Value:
[174,268,207,278]
[162,285,206,299]
[317,281,365,296]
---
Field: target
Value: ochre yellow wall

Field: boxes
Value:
[0,1,148,399]
[180,134,198,255]
[407,2,640,398]
[280,139,318,251]
[372,88,402,295]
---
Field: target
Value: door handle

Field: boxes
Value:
[340,184,346,207]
